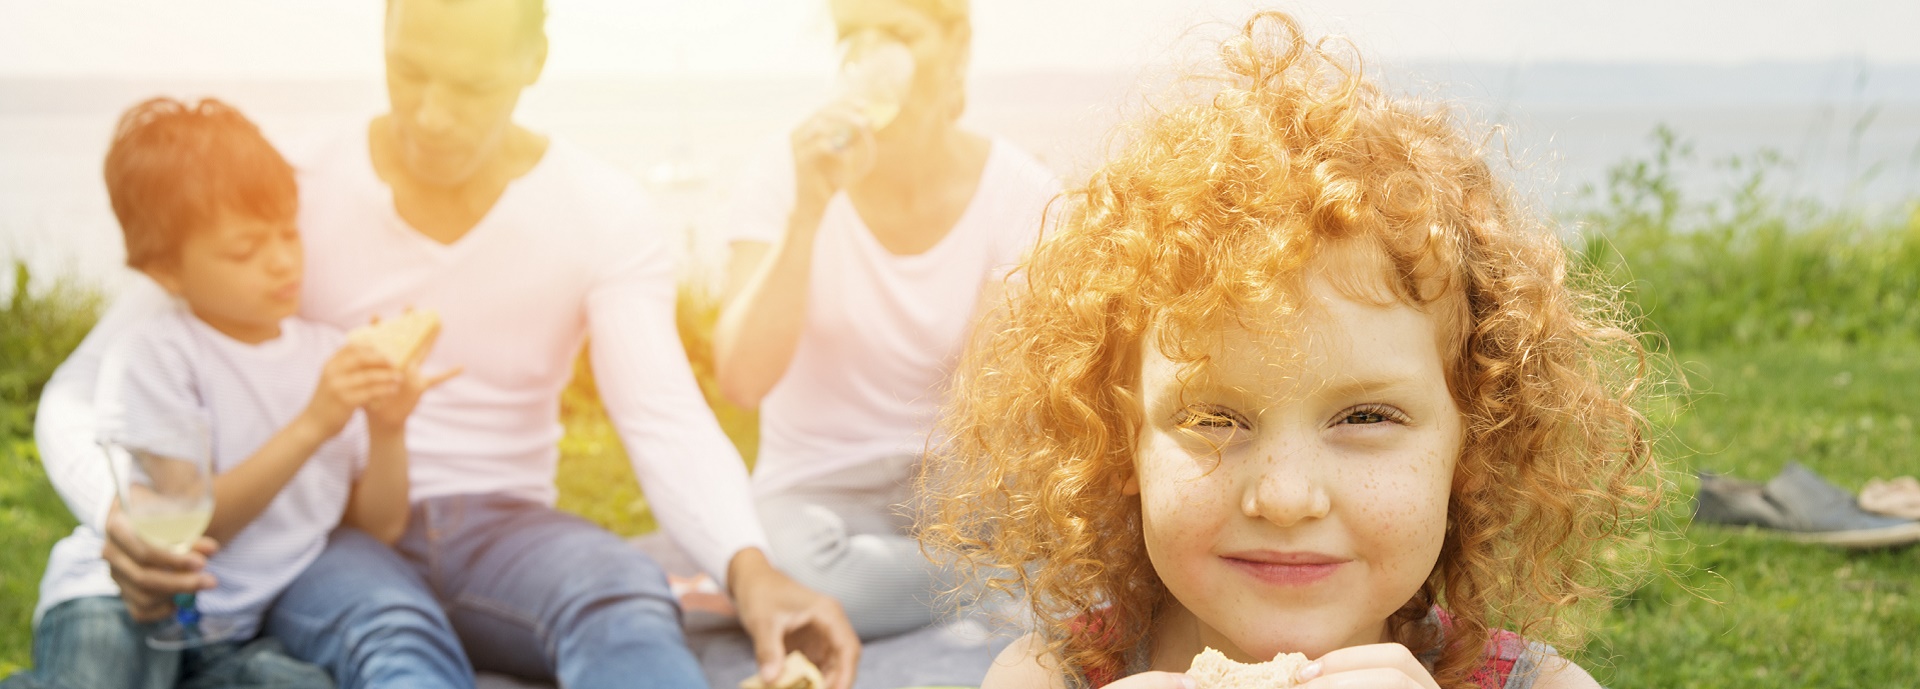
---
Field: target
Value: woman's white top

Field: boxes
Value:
[724,137,1061,496]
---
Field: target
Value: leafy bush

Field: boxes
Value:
[1,264,101,439]
[1572,126,1920,350]
[1,262,99,674]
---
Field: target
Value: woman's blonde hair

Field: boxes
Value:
[920,11,1661,689]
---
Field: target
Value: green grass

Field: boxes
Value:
[1,264,99,675]
[1570,344,1920,688]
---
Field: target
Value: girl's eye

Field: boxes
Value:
[1336,404,1408,426]
[1175,405,1248,430]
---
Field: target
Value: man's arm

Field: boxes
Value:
[35,275,172,531]
[586,198,859,689]
[585,225,770,584]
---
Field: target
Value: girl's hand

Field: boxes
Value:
[788,105,877,216]
[1294,644,1440,689]
[1106,672,1195,689]
[302,343,400,436]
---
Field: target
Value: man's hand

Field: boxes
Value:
[729,548,861,689]
[100,503,218,622]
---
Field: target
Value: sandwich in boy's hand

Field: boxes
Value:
[348,308,441,366]
[1187,647,1311,689]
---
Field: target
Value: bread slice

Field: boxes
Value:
[1188,647,1310,689]
[347,309,440,366]
[737,651,824,689]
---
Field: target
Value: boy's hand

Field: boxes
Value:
[1293,643,1441,689]
[365,363,461,431]
[302,343,400,437]
[363,322,458,432]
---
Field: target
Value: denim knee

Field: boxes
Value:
[267,528,469,689]
[16,597,178,689]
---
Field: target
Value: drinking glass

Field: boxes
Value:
[99,412,233,650]
[827,30,916,149]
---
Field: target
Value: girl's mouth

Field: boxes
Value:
[1221,550,1349,586]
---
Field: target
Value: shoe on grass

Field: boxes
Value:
[1693,462,1920,549]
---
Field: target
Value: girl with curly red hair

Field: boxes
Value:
[920,11,1662,689]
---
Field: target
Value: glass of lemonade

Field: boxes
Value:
[100,412,232,650]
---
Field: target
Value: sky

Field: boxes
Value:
[1,0,1917,80]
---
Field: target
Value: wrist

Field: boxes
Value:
[787,200,828,234]
[367,416,406,437]
[290,409,339,442]
[726,547,776,599]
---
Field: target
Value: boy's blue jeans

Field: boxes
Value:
[0,596,331,689]
[264,493,704,689]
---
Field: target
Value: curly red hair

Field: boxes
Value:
[919,11,1661,689]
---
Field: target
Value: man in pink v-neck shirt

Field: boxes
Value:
[31,1,860,688]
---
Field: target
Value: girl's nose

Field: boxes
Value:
[1241,455,1331,527]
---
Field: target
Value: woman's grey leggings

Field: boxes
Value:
[755,453,957,640]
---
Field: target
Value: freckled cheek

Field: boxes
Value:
[1137,445,1232,572]
[1345,461,1452,563]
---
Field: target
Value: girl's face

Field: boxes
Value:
[1128,250,1463,663]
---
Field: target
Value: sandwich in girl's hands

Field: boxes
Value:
[1188,648,1311,689]
[921,11,1661,689]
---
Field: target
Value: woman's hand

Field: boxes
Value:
[99,503,219,622]
[789,105,877,218]
[1294,643,1441,689]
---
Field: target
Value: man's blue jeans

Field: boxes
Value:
[265,494,705,689]
[0,596,331,689]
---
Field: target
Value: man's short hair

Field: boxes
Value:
[387,0,548,49]
[102,97,297,269]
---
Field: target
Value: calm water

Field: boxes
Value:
[3,62,1917,298]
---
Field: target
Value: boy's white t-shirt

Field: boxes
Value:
[36,302,366,639]
[725,137,1061,496]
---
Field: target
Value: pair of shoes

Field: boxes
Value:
[1693,462,1920,548]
